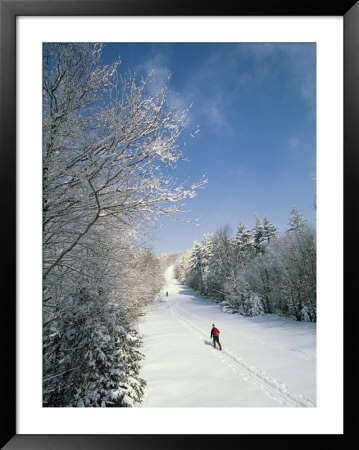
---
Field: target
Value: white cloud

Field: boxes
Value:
[133,50,172,97]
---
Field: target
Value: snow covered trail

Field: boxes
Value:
[137,266,316,407]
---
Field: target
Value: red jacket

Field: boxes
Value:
[211,327,220,337]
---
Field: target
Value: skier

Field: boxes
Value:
[165,291,168,297]
[210,324,222,350]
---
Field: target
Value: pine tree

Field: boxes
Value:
[288,205,307,233]
[253,215,264,253]
[253,215,277,253]
[262,216,277,244]
[186,241,204,291]
[234,222,255,262]
[201,233,215,296]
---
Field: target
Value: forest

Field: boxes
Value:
[175,208,316,322]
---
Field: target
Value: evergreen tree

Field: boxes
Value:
[253,215,264,253]
[186,241,204,291]
[201,233,215,296]
[262,216,277,242]
[288,205,307,233]
[234,222,255,263]
[253,215,277,253]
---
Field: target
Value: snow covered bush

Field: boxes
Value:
[221,301,237,314]
[300,306,311,322]
[242,292,264,317]
[43,292,145,407]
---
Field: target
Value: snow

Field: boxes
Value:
[138,266,316,407]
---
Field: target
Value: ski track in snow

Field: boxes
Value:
[174,296,316,361]
[139,267,316,408]
[171,297,315,407]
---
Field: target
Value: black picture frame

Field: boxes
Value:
[1,0,356,448]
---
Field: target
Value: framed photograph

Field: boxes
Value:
[1,0,356,448]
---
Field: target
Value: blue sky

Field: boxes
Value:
[102,43,316,254]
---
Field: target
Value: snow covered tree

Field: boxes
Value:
[177,209,315,322]
[243,291,264,317]
[253,215,277,253]
[222,270,250,314]
[262,216,278,242]
[43,43,205,284]
[43,222,165,406]
[288,205,307,233]
[232,222,256,265]
[185,241,204,292]
[200,233,216,296]
[253,215,264,253]
[43,288,146,407]
[220,223,255,313]
[262,223,316,321]
[235,223,254,251]
[42,43,206,406]
[251,216,278,311]
[174,250,192,283]
[210,226,234,299]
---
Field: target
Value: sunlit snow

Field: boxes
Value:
[138,266,316,407]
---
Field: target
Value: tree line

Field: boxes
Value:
[42,43,204,407]
[175,207,316,322]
